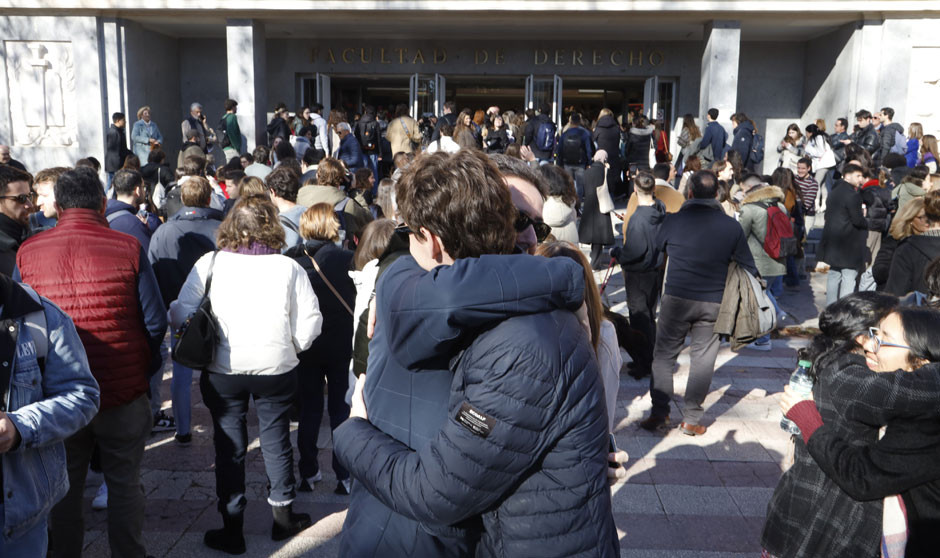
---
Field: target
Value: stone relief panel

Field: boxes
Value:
[908,47,940,136]
[4,41,77,147]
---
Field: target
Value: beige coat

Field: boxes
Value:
[385,116,423,155]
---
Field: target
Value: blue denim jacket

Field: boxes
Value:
[1,281,99,542]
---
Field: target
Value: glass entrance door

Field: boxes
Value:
[526,75,562,125]
[316,73,331,116]
[410,74,444,118]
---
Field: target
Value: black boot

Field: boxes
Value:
[271,503,312,541]
[204,510,246,555]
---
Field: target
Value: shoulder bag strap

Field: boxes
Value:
[306,248,354,316]
[203,251,217,296]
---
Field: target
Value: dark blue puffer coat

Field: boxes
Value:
[335,256,618,558]
[339,254,591,557]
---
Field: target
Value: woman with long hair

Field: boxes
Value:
[169,195,322,554]
[872,196,927,290]
[291,106,311,135]
[538,164,579,244]
[920,134,938,173]
[906,123,924,168]
[777,123,805,172]
[678,155,702,198]
[535,240,624,478]
[771,167,806,285]
[326,109,347,156]
[482,114,510,154]
[779,305,940,558]
[593,108,624,196]
[676,114,702,172]
[803,123,836,199]
[885,190,940,296]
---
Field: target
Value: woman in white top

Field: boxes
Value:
[538,164,580,244]
[803,123,837,209]
[169,194,322,554]
[535,241,625,479]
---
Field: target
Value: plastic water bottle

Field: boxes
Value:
[780,360,814,436]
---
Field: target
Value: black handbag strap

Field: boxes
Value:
[203,251,217,297]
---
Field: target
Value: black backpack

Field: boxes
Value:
[163,182,183,220]
[358,120,379,152]
[218,116,231,148]
[562,133,585,165]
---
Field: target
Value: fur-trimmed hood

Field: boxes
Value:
[742,185,785,205]
[629,125,654,136]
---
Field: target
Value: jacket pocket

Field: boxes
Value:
[9,358,42,411]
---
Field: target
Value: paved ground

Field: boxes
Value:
[78,215,830,558]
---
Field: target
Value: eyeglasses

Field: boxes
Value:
[514,212,552,243]
[867,327,911,352]
[0,193,35,205]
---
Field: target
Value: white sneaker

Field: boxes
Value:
[92,482,108,510]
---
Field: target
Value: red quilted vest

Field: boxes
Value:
[17,209,151,410]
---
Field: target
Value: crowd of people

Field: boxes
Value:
[0,93,938,558]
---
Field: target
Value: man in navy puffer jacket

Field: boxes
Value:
[335,150,618,558]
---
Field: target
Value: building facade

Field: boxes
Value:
[1,1,938,173]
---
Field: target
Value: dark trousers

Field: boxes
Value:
[624,268,664,371]
[649,294,722,425]
[296,345,351,481]
[49,394,151,558]
[200,371,298,516]
[564,165,586,201]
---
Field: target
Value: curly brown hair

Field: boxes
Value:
[215,194,285,251]
[396,150,516,259]
[316,157,346,187]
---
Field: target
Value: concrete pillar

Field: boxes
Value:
[226,19,266,153]
[97,17,129,172]
[699,20,741,133]
[849,19,884,116]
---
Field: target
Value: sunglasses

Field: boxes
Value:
[867,327,911,352]
[514,212,552,243]
[0,193,35,205]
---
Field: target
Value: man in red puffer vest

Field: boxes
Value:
[15,167,166,558]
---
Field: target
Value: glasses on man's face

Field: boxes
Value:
[514,212,552,243]
[0,192,35,205]
[867,327,911,352]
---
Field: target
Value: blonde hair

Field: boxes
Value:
[815,118,826,133]
[137,106,151,120]
[299,203,340,242]
[890,196,926,241]
[181,176,211,207]
[908,122,924,141]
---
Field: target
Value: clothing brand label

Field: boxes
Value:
[455,401,495,438]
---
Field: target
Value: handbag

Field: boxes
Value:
[172,251,220,369]
[307,249,354,317]
[596,162,615,215]
[656,131,673,163]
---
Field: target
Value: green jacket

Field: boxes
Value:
[223,112,241,153]
[893,180,925,213]
[739,185,788,278]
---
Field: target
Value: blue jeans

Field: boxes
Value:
[0,508,46,558]
[826,267,859,306]
[756,276,784,345]
[168,332,193,436]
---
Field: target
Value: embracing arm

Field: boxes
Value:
[830,358,940,425]
[788,400,940,500]
[379,255,585,369]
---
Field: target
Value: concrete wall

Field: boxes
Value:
[123,20,181,162]
[737,41,805,174]
[0,15,105,171]
[800,23,857,129]
[178,37,227,166]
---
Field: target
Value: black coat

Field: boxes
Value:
[267,117,291,144]
[763,353,940,558]
[885,233,940,296]
[623,126,654,167]
[592,115,621,161]
[817,180,868,270]
[854,124,880,156]
[872,235,898,290]
[0,213,28,277]
[577,161,614,245]
[859,182,892,232]
[729,121,755,167]
[430,112,457,142]
[105,124,130,172]
[285,240,355,347]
